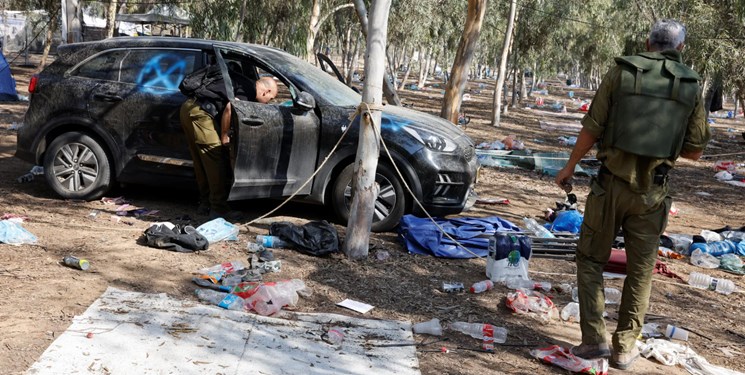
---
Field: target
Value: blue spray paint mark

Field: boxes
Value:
[136,53,186,94]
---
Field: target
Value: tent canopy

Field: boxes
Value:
[116,5,189,26]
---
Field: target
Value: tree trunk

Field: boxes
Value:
[440,0,488,123]
[234,0,247,41]
[64,0,83,43]
[345,0,392,260]
[491,0,517,126]
[346,33,361,85]
[418,47,433,88]
[105,0,117,38]
[352,0,401,105]
[38,11,58,72]
[430,47,440,75]
[306,0,321,62]
[386,47,398,89]
[400,51,412,90]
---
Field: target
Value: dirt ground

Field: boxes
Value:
[1,53,745,375]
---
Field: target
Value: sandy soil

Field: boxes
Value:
[1,53,745,375]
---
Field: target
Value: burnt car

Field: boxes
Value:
[16,37,477,231]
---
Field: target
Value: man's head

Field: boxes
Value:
[647,19,686,52]
[255,77,278,104]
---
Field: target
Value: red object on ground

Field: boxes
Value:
[603,248,683,280]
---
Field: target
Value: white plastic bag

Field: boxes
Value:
[196,218,239,243]
[0,220,37,245]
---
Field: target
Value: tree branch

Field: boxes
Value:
[314,3,355,33]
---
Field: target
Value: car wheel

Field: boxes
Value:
[331,163,407,232]
[43,132,112,200]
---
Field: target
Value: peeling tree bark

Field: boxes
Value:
[345,0,392,260]
[491,0,517,127]
[440,0,487,124]
[105,0,117,38]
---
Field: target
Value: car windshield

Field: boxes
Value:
[263,50,361,107]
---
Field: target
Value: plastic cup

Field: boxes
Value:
[413,318,443,336]
[665,325,689,341]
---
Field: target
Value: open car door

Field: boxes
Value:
[215,47,321,201]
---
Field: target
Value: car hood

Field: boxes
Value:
[380,105,470,143]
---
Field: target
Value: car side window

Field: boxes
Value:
[118,49,201,93]
[72,50,127,81]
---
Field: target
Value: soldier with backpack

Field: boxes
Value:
[178,61,277,219]
[554,19,710,370]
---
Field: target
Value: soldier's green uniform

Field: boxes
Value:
[577,49,710,353]
[180,97,231,215]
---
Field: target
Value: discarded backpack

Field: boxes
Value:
[143,224,209,252]
[269,220,339,256]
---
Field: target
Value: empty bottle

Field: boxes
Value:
[198,260,246,275]
[688,272,736,295]
[195,289,246,311]
[690,240,737,257]
[571,287,622,304]
[256,235,291,248]
[522,218,555,238]
[449,322,507,344]
[505,278,551,292]
[560,302,580,322]
[412,318,443,336]
[470,280,494,293]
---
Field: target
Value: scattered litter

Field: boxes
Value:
[486,233,531,282]
[664,325,689,341]
[0,220,37,245]
[88,210,99,220]
[269,220,339,256]
[558,136,577,146]
[560,302,580,322]
[505,290,559,321]
[475,197,510,205]
[16,165,44,183]
[530,345,608,374]
[196,218,239,243]
[101,196,127,205]
[715,171,734,181]
[144,223,209,252]
[62,255,90,271]
[442,282,464,293]
[412,319,443,336]
[639,338,745,375]
[337,298,374,314]
[116,205,159,217]
[323,327,345,347]
[658,247,685,259]
[1,213,28,222]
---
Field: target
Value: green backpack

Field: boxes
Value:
[605,52,700,159]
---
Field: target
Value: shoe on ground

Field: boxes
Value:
[570,342,610,359]
[612,347,640,370]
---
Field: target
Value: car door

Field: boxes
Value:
[87,48,202,180]
[215,48,321,200]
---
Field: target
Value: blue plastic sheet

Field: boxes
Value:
[398,215,520,258]
[546,210,584,234]
[0,220,37,245]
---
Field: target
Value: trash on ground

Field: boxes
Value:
[442,282,464,293]
[1,213,28,222]
[16,165,43,183]
[560,302,580,322]
[323,327,345,346]
[337,298,374,314]
[690,249,721,268]
[413,319,443,336]
[449,322,507,347]
[399,215,520,258]
[470,280,494,293]
[658,247,685,259]
[116,205,159,217]
[547,210,583,234]
[62,255,90,271]
[505,278,551,292]
[269,220,339,256]
[475,197,510,205]
[196,218,239,243]
[0,219,37,245]
[143,222,209,252]
[530,345,608,375]
[505,290,559,321]
[558,136,577,146]
[486,233,531,282]
[688,271,736,294]
[639,337,745,375]
[101,196,127,205]
[665,325,689,341]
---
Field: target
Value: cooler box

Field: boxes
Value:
[486,233,532,283]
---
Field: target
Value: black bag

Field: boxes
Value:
[143,224,209,253]
[178,64,223,97]
[269,220,339,256]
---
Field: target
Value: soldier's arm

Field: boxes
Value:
[679,90,710,160]
[221,101,232,145]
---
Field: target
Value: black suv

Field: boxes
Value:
[16,37,478,231]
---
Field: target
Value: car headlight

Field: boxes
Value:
[402,126,457,152]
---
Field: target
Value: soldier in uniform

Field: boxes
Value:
[555,19,710,370]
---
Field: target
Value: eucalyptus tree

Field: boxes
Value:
[490,0,516,126]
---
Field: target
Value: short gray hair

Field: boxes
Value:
[649,19,686,50]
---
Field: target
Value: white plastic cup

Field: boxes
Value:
[665,325,689,341]
[412,318,443,336]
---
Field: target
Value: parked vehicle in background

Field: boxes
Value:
[16,37,478,231]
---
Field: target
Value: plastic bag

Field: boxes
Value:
[720,253,745,274]
[196,218,239,243]
[505,290,559,321]
[549,210,583,233]
[530,345,608,375]
[0,220,37,245]
[690,249,720,269]
[667,234,693,255]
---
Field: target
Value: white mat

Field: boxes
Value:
[27,287,420,375]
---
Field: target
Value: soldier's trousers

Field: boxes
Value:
[576,172,671,353]
[180,98,231,214]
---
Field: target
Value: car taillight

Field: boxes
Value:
[28,75,38,93]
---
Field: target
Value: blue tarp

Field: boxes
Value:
[0,50,18,101]
[398,215,520,258]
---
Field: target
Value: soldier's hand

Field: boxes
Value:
[555,167,574,193]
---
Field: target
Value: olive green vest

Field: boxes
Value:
[605,52,700,159]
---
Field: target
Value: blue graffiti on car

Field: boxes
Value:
[136,53,186,94]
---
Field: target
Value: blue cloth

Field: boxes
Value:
[398,215,520,258]
[546,210,584,233]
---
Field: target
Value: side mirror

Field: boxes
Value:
[295,91,316,111]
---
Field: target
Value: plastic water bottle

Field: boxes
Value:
[470,280,494,293]
[571,287,622,304]
[560,302,580,322]
[195,289,246,311]
[198,260,246,275]
[522,218,555,238]
[688,272,736,295]
[449,322,508,344]
[505,278,551,292]
[690,240,737,257]
[256,235,290,248]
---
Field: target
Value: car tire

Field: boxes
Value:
[331,163,407,232]
[43,132,112,201]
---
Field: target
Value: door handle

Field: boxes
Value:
[241,117,264,126]
[93,93,123,102]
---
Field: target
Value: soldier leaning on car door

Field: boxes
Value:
[179,62,278,219]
